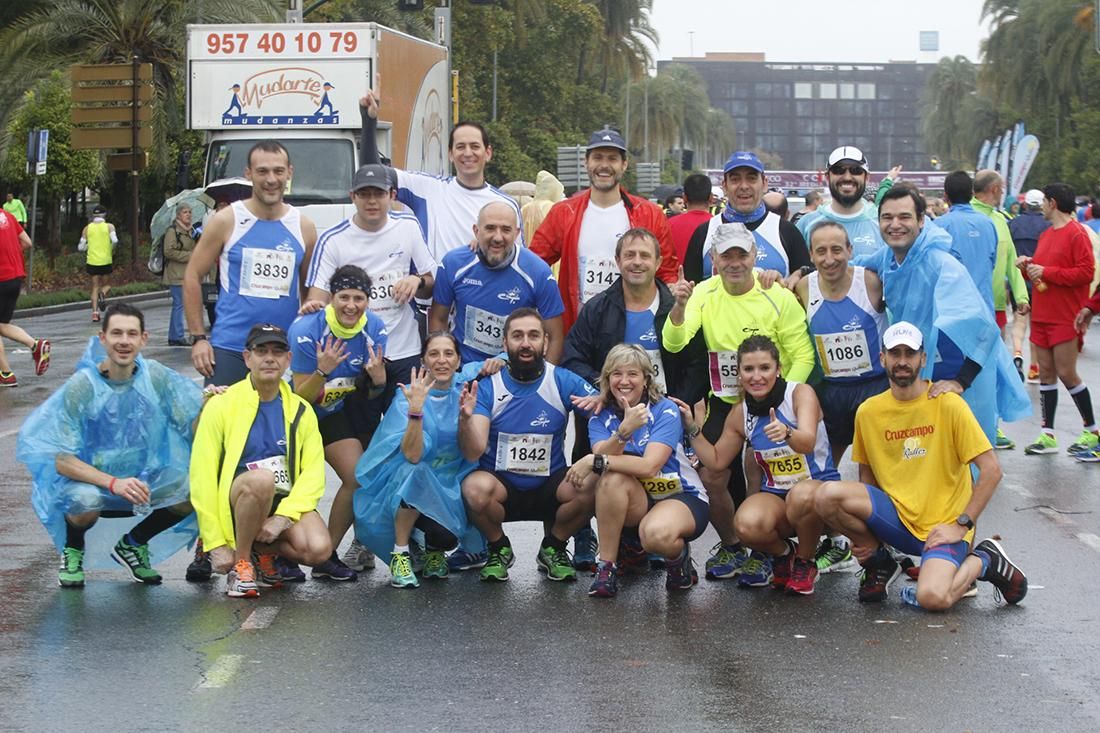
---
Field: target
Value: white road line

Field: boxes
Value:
[197,654,244,689]
[241,606,279,630]
[1075,533,1100,554]
[0,428,18,440]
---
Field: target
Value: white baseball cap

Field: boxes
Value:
[882,321,924,351]
[711,223,755,254]
[827,145,869,172]
[1024,189,1044,207]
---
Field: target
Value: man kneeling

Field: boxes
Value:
[191,324,332,598]
[814,322,1027,609]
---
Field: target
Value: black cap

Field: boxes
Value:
[585,126,627,153]
[351,164,393,192]
[245,323,289,350]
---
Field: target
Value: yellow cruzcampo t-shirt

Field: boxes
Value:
[851,386,991,542]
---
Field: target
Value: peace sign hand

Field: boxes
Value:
[364,343,386,387]
[459,380,479,419]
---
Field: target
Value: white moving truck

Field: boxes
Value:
[187,22,450,229]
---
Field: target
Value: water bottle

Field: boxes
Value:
[133,501,151,517]
[899,585,921,609]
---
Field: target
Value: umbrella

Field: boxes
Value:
[203,177,252,204]
[653,184,682,203]
[150,188,215,244]
[500,180,535,198]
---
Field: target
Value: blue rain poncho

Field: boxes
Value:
[353,374,480,558]
[17,338,202,566]
[864,225,1031,440]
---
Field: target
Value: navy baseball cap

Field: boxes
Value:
[586,126,627,153]
[723,151,765,174]
[245,323,289,350]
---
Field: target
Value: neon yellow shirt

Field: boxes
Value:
[86,221,113,266]
[661,275,815,404]
[971,198,1028,311]
[851,387,989,542]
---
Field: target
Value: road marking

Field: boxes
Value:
[0,428,18,440]
[241,606,279,629]
[197,654,243,689]
[1075,532,1100,554]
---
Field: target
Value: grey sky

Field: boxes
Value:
[649,0,990,64]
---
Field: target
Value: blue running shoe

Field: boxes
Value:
[736,551,773,588]
[447,547,488,571]
[275,556,307,583]
[588,560,619,598]
[705,542,749,580]
[572,526,598,572]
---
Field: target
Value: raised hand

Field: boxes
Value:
[616,392,650,436]
[459,379,478,418]
[671,265,694,307]
[399,366,434,413]
[316,335,350,376]
[365,343,386,387]
[763,407,789,442]
[359,88,380,119]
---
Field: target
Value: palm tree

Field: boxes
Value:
[921,55,986,169]
[577,0,658,93]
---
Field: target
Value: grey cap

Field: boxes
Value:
[351,164,392,192]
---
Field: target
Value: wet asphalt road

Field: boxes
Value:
[0,299,1098,732]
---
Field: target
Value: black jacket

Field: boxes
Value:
[562,277,709,404]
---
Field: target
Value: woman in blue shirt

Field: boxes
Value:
[289,264,387,581]
[566,344,709,599]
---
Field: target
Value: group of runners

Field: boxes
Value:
[18,91,1100,612]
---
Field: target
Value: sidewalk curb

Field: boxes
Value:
[15,289,171,318]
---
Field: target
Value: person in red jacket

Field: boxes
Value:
[0,209,50,387]
[530,127,678,334]
[1016,183,1098,457]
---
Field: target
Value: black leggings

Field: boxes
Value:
[401,501,458,551]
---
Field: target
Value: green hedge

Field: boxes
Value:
[17,281,167,310]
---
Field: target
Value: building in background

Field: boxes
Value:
[662,53,935,173]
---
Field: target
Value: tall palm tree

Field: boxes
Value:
[921,55,982,168]
[577,0,658,93]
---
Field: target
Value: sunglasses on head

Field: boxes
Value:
[829,164,866,176]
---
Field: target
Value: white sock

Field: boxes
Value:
[394,544,409,555]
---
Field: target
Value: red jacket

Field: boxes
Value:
[530,187,678,332]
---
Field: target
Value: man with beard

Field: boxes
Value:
[796,146,884,259]
[531,127,678,333]
[458,309,598,582]
[431,202,565,365]
[681,151,810,284]
[813,322,1028,610]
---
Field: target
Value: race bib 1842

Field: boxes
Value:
[495,432,552,476]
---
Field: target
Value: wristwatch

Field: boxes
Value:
[191,334,208,344]
[955,513,974,530]
[592,454,608,475]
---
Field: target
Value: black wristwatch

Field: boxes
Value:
[592,454,608,475]
[955,513,974,530]
[191,334,208,344]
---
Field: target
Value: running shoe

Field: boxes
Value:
[736,551,773,588]
[973,538,1027,604]
[342,539,376,571]
[618,534,649,574]
[91,311,100,322]
[389,551,419,589]
[0,371,16,388]
[995,429,1015,450]
[97,293,107,314]
[787,556,818,595]
[252,552,283,588]
[815,537,855,573]
[479,546,515,582]
[899,585,922,608]
[648,554,666,570]
[31,339,50,376]
[1026,364,1039,383]
[705,542,749,580]
[857,554,901,603]
[588,560,619,598]
[58,547,85,588]
[665,545,698,591]
[771,543,796,590]
[1067,430,1099,455]
[422,549,449,579]
[186,540,212,582]
[312,554,358,581]
[1013,354,1024,382]
[1075,446,1100,463]
[226,559,259,598]
[572,525,598,572]
[275,556,307,583]
[536,544,577,582]
[447,547,488,571]
[409,540,425,573]
[1024,432,1058,455]
[111,536,162,584]
[899,556,920,580]
[962,581,978,598]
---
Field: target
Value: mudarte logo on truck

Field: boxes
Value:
[222,67,339,126]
